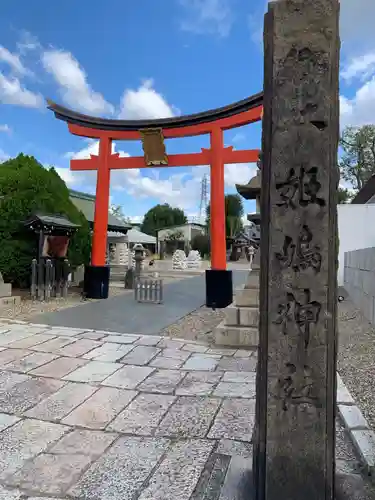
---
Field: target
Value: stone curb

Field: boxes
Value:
[337,373,375,477]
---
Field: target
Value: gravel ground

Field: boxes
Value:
[338,296,375,430]
[160,305,225,343]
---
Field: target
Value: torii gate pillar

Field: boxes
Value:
[47,94,263,303]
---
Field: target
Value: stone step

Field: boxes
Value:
[213,320,258,347]
[224,304,259,327]
[234,285,259,307]
[244,274,259,290]
[0,283,12,297]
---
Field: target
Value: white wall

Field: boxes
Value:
[338,204,375,285]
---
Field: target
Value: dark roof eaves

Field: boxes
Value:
[47,93,263,132]
[351,176,375,204]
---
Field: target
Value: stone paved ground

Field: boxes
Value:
[0,319,371,499]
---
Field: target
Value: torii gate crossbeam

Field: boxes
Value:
[48,93,263,306]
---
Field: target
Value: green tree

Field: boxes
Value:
[338,187,353,204]
[110,204,131,223]
[164,229,184,242]
[141,203,187,236]
[191,233,210,258]
[206,193,244,238]
[339,125,375,191]
[0,154,91,287]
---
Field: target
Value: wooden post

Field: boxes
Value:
[210,126,226,270]
[254,1,340,499]
[91,136,111,266]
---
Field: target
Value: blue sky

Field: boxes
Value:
[1,0,375,223]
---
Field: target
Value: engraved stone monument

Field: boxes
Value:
[253,0,340,499]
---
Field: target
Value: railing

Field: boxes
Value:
[31,258,69,301]
[134,277,163,304]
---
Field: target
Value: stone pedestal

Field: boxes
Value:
[253,1,340,499]
[213,250,260,347]
[0,283,11,298]
[0,274,20,308]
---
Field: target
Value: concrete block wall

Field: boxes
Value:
[344,247,375,324]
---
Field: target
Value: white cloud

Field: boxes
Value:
[42,50,114,115]
[0,124,11,133]
[0,72,43,108]
[340,78,375,128]
[128,215,144,224]
[224,163,256,188]
[341,52,375,82]
[54,167,78,186]
[118,79,177,119]
[179,0,233,37]
[62,140,205,210]
[0,46,28,75]
[0,149,10,163]
[16,31,40,54]
[65,139,129,161]
[60,137,258,216]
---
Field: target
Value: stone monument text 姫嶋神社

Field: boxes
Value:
[253,0,340,499]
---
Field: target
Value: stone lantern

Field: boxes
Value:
[133,243,145,278]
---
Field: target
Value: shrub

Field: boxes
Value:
[0,154,91,287]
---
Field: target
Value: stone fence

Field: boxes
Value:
[344,247,375,324]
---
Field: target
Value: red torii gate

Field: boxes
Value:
[48,93,263,304]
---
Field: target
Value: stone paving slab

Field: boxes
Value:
[24,382,97,422]
[0,419,67,478]
[101,365,154,389]
[155,396,221,438]
[109,393,176,435]
[138,439,215,500]
[4,352,59,373]
[30,356,88,378]
[0,319,371,499]
[0,376,65,414]
[63,360,120,383]
[68,436,170,499]
[62,387,137,429]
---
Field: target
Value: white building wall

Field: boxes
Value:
[338,204,375,285]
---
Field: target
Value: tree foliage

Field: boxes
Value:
[339,125,375,191]
[140,203,187,236]
[206,193,244,238]
[110,204,131,223]
[164,229,184,241]
[338,187,353,204]
[191,233,210,258]
[0,154,91,287]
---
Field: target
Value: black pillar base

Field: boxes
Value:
[205,269,233,309]
[83,265,110,299]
